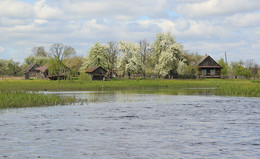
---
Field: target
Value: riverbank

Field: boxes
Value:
[0,79,259,97]
[0,91,77,109]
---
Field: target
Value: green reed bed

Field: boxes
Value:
[0,79,216,91]
[214,81,260,97]
[0,79,259,97]
[0,91,77,109]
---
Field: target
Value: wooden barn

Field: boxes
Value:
[85,66,107,80]
[23,63,39,80]
[198,55,222,78]
[35,65,49,79]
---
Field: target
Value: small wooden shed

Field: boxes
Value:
[23,63,39,80]
[198,55,222,78]
[85,66,107,80]
[35,65,49,79]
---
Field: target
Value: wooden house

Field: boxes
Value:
[35,65,49,79]
[198,55,222,78]
[23,63,39,80]
[85,66,107,80]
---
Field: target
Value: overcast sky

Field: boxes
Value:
[0,0,259,64]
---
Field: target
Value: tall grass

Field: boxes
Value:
[0,91,77,109]
[0,79,259,97]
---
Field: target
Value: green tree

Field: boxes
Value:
[81,42,108,71]
[152,32,186,78]
[31,46,47,57]
[0,59,21,76]
[48,58,70,81]
[118,41,143,78]
[48,43,76,80]
[139,39,153,78]
[231,61,253,79]
[218,58,230,78]
[105,42,119,78]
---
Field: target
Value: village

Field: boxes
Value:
[23,54,223,80]
[1,1,260,158]
[1,33,259,81]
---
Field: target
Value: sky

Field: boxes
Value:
[0,0,260,64]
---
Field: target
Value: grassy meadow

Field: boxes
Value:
[0,78,259,109]
[0,78,259,96]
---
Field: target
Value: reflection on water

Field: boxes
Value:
[0,91,259,159]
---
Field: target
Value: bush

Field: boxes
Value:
[78,72,91,81]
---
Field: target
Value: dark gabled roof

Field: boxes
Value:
[85,66,107,73]
[23,63,38,73]
[198,55,209,65]
[198,55,222,68]
[35,65,48,73]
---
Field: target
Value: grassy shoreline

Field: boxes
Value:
[0,79,259,97]
[0,91,77,109]
[0,79,259,109]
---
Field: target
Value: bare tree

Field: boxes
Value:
[106,42,119,78]
[252,63,259,79]
[139,39,152,78]
[246,59,259,79]
[31,46,47,57]
[49,43,76,61]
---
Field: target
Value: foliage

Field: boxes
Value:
[23,56,49,66]
[81,42,108,71]
[0,59,21,76]
[48,58,70,80]
[78,72,91,81]
[31,46,48,57]
[106,42,119,78]
[230,61,253,79]
[153,32,186,78]
[63,56,84,72]
[218,58,230,77]
[138,39,153,78]
[118,41,143,78]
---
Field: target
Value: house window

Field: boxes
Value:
[202,69,206,76]
[210,69,215,75]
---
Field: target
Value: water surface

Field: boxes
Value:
[0,91,259,158]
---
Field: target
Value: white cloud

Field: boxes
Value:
[0,47,5,53]
[177,0,260,18]
[34,0,62,19]
[223,12,260,27]
[0,0,34,18]
[61,0,167,20]
[138,19,229,40]
[0,0,259,64]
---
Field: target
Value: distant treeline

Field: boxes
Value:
[0,32,259,79]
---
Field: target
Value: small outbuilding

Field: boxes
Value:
[35,65,49,79]
[85,66,107,80]
[23,63,39,80]
[198,55,222,78]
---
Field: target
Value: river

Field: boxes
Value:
[0,91,259,159]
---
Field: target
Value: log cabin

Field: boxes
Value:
[198,55,222,78]
[85,66,107,80]
[23,63,39,80]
